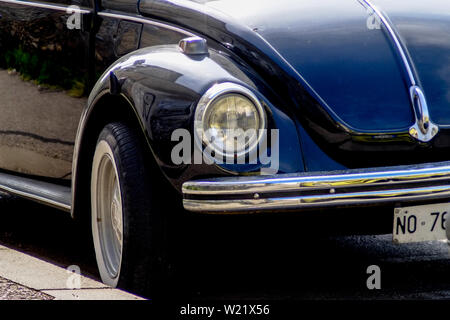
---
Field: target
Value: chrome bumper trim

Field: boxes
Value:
[182,162,450,213]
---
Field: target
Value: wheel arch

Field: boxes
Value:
[71,89,154,220]
[71,44,305,219]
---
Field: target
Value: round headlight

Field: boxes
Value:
[195,83,266,158]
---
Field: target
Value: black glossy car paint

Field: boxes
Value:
[139,0,450,168]
[0,0,449,209]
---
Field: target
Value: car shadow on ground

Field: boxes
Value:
[1,196,450,300]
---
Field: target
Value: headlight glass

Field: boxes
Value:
[195,83,266,158]
[203,94,260,154]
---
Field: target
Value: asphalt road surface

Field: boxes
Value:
[1,195,450,300]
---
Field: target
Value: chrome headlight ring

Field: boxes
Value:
[194,82,267,159]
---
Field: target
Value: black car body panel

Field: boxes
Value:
[0,1,92,179]
[0,0,448,217]
[140,0,450,168]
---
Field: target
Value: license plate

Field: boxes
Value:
[393,203,449,244]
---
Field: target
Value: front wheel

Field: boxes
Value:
[90,122,167,295]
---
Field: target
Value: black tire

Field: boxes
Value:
[90,122,168,296]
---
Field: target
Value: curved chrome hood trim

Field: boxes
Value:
[360,0,439,143]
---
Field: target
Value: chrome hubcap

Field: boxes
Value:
[111,182,123,246]
[97,154,123,279]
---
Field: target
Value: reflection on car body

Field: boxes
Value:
[0,0,450,296]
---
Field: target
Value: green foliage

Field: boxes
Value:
[1,47,85,97]
[67,80,85,98]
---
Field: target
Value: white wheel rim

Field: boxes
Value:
[91,140,123,286]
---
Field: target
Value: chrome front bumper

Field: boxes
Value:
[182,161,450,213]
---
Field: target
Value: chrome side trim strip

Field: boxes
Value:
[0,172,71,211]
[97,11,195,37]
[183,162,450,213]
[360,0,438,143]
[0,0,91,14]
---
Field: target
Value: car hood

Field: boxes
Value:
[204,0,450,133]
[141,0,450,167]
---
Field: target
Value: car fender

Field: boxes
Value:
[71,44,304,217]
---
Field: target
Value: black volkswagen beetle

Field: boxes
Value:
[0,0,450,295]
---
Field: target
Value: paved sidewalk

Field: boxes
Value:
[0,276,53,300]
[0,244,144,300]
